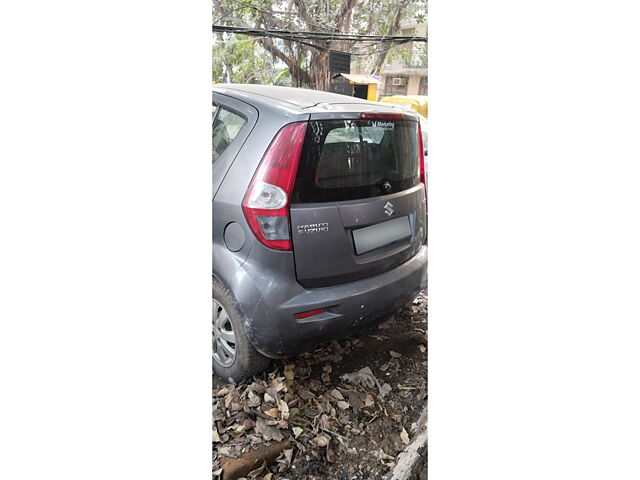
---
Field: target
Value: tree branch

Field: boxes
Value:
[334,0,358,31]
[371,0,411,74]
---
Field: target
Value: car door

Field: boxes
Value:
[212,92,258,197]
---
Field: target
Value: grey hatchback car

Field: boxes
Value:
[213,85,427,382]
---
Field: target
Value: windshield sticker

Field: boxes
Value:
[372,121,395,130]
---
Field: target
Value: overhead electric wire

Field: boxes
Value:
[212,24,427,44]
[212,34,412,58]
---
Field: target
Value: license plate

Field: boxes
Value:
[352,215,412,255]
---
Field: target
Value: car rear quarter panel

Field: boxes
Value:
[212,91,308,297]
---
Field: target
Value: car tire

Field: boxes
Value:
[213,278,270,383]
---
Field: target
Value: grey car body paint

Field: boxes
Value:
[213,85,427,358]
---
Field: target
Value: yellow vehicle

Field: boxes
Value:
[380,95,428,118]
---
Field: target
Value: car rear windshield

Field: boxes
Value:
[292,118,420,203]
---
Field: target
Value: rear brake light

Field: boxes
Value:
[294,309,325,319]
[417,124,427,210]
[242,122,307,251]
[360,113,404,121]
[418,128,425,182]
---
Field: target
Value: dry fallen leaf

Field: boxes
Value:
[341,366,377,389]
[229,424,247,434]
[400,427,410,445]
[292,426,303,439]
[337,401,350,410]
[330,389,344,401]
[313,434,330,447]
[378,383,392,398]
[283,363,296,381]
[419,344,426,353]
[214,387,231,397]
[271,377,286,393]
[279,399,289,419]
[318,413,331,430]
[346,391,364,412]
[255,417,284,442]
[298,389,314,401]
[375,449,395,461]
[283,448,293,465]
[247,460,266,478]
[364,394,375,407]
[390,350,402,358]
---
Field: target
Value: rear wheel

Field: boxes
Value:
[213,278,270,383]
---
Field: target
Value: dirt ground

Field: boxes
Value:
[213,290,427,480]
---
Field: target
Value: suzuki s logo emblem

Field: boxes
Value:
[384,202,394,216]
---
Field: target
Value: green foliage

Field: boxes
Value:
[274,67,290,84]
[213,35,285,84]
[213,0,427,82]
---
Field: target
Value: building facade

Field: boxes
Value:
[352,22,427,98]
[379,22,427,97]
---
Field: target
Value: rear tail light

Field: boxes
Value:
[242,122,307,251]
[417,123,426,199]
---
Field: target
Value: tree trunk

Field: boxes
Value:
[310,49,330,90]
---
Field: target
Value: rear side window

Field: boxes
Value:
[213,107,246,164]
[292,119,420,203]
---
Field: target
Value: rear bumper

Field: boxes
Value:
[231,245,427,358]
